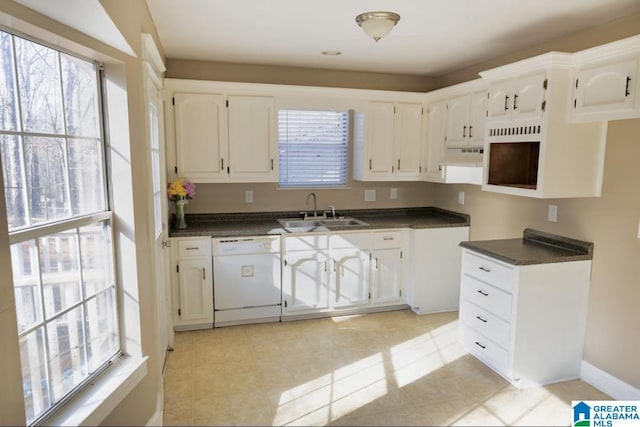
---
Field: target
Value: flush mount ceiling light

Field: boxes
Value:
[355,11,400,42]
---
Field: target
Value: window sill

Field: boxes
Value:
[42,355,148,427]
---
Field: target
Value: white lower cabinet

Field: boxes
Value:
[409,226,470,314]
[371,231,404,305]
[282,230,407,318]
[281,234,330,316]
[170,237,214,330]
[459,248,591,388]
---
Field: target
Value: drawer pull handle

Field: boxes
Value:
[475,315,487,323]
[478,265,491,272]
[383,236,394,240]
[477,289,489,296]
[475,341,486,349]
[185,247,199,250]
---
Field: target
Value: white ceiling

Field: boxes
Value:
[146,0,640,76]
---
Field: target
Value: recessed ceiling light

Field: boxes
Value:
[321,50,342,56]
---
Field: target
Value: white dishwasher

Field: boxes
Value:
[212,236,282,326]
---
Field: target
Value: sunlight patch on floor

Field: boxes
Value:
[274,352,387,425]
[391,320,466,387]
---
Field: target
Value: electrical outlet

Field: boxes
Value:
[548,204,558,222]
[390,188,398,200]
[245,190,253,203]
[458,191,465,205]
[364,189,376,202]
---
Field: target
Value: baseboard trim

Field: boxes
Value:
[581,360,640,400]
[146,408,163,426]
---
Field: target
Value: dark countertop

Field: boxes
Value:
[169,207,469,238]
[459,228,593,266]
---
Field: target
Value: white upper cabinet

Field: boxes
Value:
[174,93,227,181]
[227,95,277,181]
[446,90,488,148]
[570,35,640,122]
[480,53,608,198]
[165,79,277,183]
[487,71,547,121]
[424,99,447,183]
[353,100,424,181]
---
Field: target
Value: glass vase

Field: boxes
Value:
[175,198,188,229]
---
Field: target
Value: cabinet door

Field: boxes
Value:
[511,72,547,120]
[174,93,227,181]
[574,58,638,118]
[486,80,512,120]
[227,95,277,182]
[445,95,471,148]
[371,248,403,305]
[282,250,330,314]
[469,91,488,148]
[331,249,370,308]
[395,102,424,178]
[366,101,395,177]
[177,258,213,322]
[424,100,447,182]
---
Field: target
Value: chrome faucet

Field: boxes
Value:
[328,205,336,219]
[305,192,318,218]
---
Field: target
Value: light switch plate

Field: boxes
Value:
[245,190,253,203]
[390,188,397,199]
[364,189,376,202]
[548,204,558,222]
[458,191,465,205]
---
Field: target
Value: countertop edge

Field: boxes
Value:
[169,206,470,238]
[459,228,594,266]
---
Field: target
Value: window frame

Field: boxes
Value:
[0,28,122,425]
[277,108,352,190]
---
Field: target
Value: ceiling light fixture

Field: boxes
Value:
[355,11,400,42]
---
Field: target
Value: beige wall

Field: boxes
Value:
[435,14,640,87]
[166,59,437,92]
[188,181,434,214]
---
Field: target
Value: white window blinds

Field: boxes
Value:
[278,109,349,188]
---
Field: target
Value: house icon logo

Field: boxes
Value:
[573,401,591,427]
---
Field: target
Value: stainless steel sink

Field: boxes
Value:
[278,217,369,232]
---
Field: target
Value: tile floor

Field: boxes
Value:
[162,310,609,426]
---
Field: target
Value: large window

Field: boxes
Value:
[278,109,349,188]
[0,31,118,424]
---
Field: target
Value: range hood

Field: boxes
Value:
[437,147,484,185]
[439,147,484,167]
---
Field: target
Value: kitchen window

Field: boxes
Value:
[278,109,349,188]
[0,30,119,424]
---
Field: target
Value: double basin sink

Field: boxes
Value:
[278,217,369,232]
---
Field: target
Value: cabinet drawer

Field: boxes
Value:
[461,275,513,321]
[373,231,402,248]
[460,325,509,377]
[177,238,212,257]
[460,299,511,348]
[462,250,515,293]
[330,232,371,250]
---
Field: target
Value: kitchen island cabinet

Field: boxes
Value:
[458,229,593,388]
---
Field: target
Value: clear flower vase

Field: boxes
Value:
[175,199,188,229]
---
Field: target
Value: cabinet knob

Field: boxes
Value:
[504,95,510,111]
